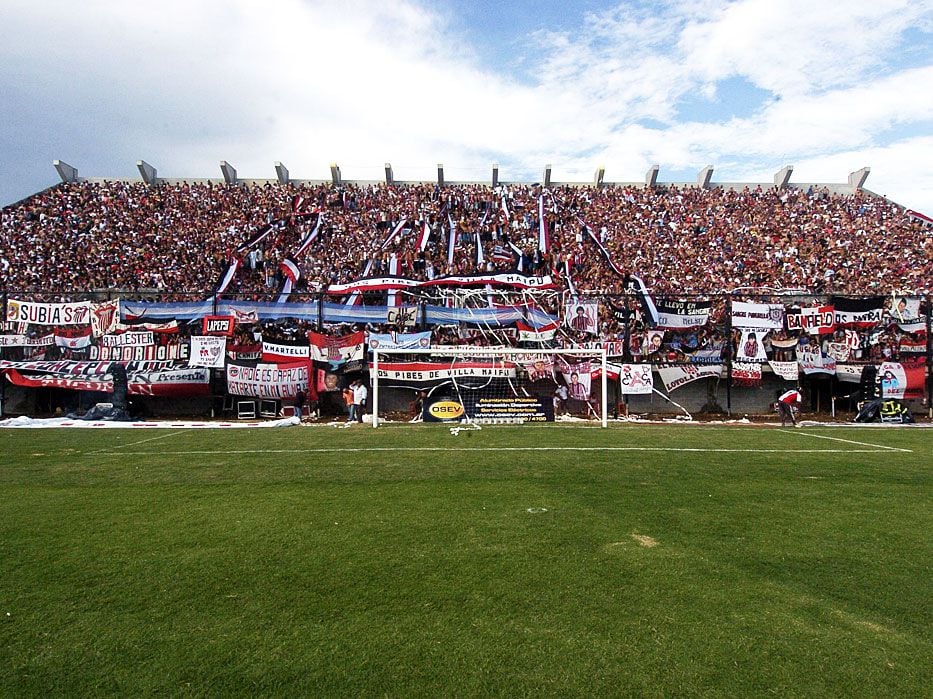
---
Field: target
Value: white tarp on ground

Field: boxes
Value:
[0,416,300,429]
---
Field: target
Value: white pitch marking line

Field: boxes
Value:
[94,446,897,456]
[88,430,191,454]
[779,429,912,453]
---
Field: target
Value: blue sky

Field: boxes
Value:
[2,0,931,213]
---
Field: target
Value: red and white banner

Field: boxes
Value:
[6,299,92,326]
[879,361,925,400]
[91,300,120,337]
[226,362,308,399]
[370,361,517,383]
[324,273,557,294]
[190,336,227,368]
[786,305,835,335]
[617,364,654,394]
[55,326,94,349]
[261,341,310,364]
[308,330,365,365]
[2,366,210,396]
[202,315,236,336]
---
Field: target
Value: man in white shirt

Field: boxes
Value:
[352,379,368,424]
[777,388,801,427]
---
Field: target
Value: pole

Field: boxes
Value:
[927,294,932,419]
[601,348,608,428]
[725,293,732,416]
[372,349,380,428]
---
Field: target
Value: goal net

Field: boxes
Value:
[371,346,608,428]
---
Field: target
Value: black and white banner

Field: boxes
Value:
[655,299,711,329]
[830,296,884,328]
[731,301,784,330]
[371,361,517,384]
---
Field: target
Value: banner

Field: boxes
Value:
[202,315,236,336]
[516,320,559,343]
[91,300,120,337]
[830,296,884,328]
[564,301,598,334]
[324,272,557,295]
[54,327,94,350]
[655,299,711,329]
[731,362,762,386]
[6,299,92,326]
[657,364,723,392]
[835,364,864,384]
[367,331,432,351]
[0,334,54,348]
[226,362,308,399]
[786,305,835,335]
[371,361,517,384]
[521,356,556,382]
[618,364,653,394]
[879,361,925,400]
[768,360,799,381]
[731,302,784,330]
[797,348,836,375]
[87,343,189,363]
[824,342,851,362]
[226,342,262,361]
[102,332,155,348]
[558,360,593,402]
[1,365,210,396]
[308,330,365,366]
[190,336,227,368]
[736,329,767,362]
[261,341,310,364]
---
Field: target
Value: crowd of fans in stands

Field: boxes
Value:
[1,179,930,297]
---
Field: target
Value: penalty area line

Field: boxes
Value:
[779,430,912,453]
[93,446,899,456]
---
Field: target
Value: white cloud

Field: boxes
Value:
[1,0,931,213]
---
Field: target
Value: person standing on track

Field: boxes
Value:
[777,388,802,427]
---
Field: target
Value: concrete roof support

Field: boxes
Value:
[774,165,793,189]
[384,163,394,185]
[136,160,157,185]
[848,167,870,191]
[594,166,605,187]
[53,160,78,183]
[697,165,714,189]
[219,161,237,185]
[274,162,289,185]
[437,164,444,188]
[544,164,552,188]
[330,163,341,186]
[492,163,499,188]
[645,164,659,188]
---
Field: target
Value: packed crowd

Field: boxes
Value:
[1,178,930,297]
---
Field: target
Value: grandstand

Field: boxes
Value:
[0,160,930,421]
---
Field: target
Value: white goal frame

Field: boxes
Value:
[371,346,608,428]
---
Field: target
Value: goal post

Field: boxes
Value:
[371,346,608,428]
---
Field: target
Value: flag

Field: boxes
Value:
[584,225,625,276]
[416,221,431,252]
[447,214,457,265]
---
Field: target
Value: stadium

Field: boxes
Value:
[1,159,930,695]
[2,1,932,695]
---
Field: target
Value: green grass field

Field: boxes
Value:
[0,424,930,696]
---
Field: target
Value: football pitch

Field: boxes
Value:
[1,424,930,696]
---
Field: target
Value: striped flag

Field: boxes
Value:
[447,214,457,265]
[416,221,431,252]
